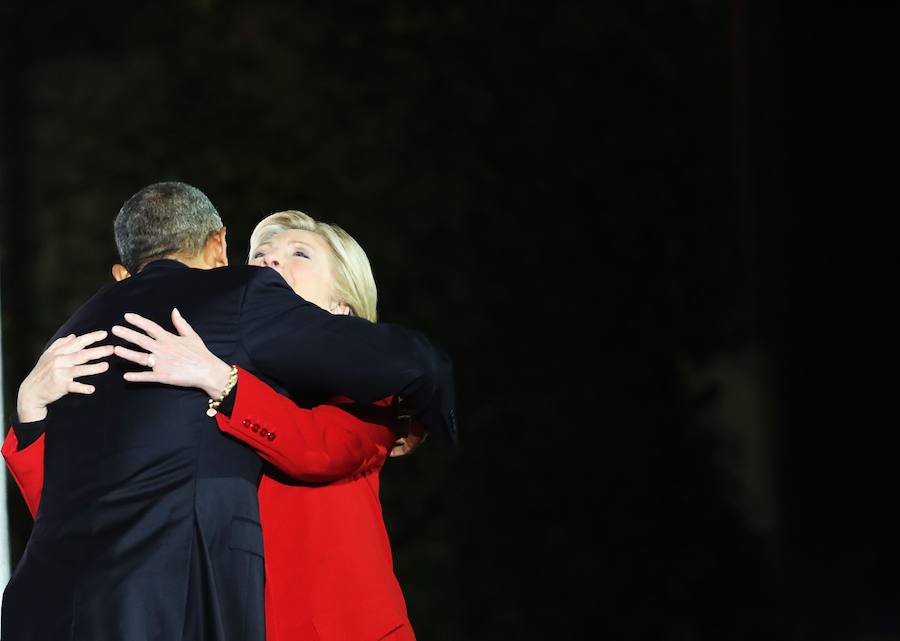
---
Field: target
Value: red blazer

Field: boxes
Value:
[3,367,416,641]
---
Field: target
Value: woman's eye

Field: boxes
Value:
[252,253,263,259]
[294,250,309,258]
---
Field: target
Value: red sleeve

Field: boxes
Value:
[215,367,396,483]
[2,427,46,519]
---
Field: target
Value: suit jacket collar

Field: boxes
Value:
[139,259,190,274]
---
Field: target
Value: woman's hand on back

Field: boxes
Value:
[17,330,114,423]
[111,308,232,399]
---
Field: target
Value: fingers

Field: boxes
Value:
[48,330,109,357]
[171,308,198,338]
[389,429,426,457]
[70,362,110,378]
[111,324,155,352]
[122,371,160,383]
[61,330,110,354]
[68,381,96,395]
[48,334,77,351]
[68,344,115,364]
[44,345,113,371]
[389,438,411,458]
[123,312,169,340]
[113,345,152,366]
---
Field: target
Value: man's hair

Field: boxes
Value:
[249,210,378,322]
[114,181,223,273]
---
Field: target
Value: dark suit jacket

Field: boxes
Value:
[0,259,454,641]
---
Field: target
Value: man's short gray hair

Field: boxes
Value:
[114,181,223,273]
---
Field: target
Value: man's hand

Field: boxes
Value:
[336,398,427,457]
[390,420,426,458]
[17,330,114,423]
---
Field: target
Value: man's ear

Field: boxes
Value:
[111,264,131,281]
[204,227,228,268]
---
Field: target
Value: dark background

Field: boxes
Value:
[0,1,882,639]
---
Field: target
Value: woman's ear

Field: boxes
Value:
[330,301,353,316]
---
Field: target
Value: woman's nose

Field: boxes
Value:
[263,254,280,267]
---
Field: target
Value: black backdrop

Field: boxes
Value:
[0,2,883,640]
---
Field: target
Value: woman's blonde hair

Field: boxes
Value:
[248,210,378,322]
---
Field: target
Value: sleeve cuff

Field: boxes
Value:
[216,380,238,417]
[11,418,47,451]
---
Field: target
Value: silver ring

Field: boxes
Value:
[146,354,156,368]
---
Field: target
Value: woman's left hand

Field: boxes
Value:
[111,308,232,399]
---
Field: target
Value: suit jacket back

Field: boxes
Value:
[1,259,450,641]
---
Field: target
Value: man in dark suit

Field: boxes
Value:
[0,181,455,641]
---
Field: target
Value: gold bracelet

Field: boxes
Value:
[207,365,239,417]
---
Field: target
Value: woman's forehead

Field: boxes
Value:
[256,228,328,251]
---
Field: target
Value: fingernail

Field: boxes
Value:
[173,308,181,316]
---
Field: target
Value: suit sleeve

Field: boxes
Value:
[238,268,458,445]
[215,367,393,483]
[2,427,46,519]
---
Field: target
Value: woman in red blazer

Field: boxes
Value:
[5,210,424,641]
[4,371,419,641]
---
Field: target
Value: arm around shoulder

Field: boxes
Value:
[238,268,456,439]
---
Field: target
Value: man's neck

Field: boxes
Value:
[134,254,209,274]
[171,254,210,269]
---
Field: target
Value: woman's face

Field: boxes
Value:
[250,229,342,313]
